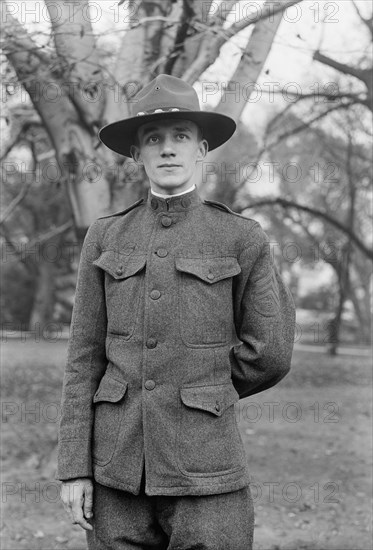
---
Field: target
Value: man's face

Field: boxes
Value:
[130,119,208,195]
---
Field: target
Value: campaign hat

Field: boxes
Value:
[99,74,236,157]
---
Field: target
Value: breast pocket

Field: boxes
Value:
[175,257,241,347]
[94,251,146,338]
[177,384,245,476]
[92,373,128,466]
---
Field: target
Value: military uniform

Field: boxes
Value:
[57,73,295,550]
[57,186,295,498]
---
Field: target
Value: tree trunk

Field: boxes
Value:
[202,0,285,180]
[28,245,56,331]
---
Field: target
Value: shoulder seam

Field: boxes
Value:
[203,199,256,223]
[98,198,145,219]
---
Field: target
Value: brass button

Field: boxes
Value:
[215,402,221,412]
[156,248,168,257]
[145,379,156,390]
[151,198,158,210]
[161,217,172,227]
[181,197,191,208]
[146,338,157,349]
[116,266,123,275]
[150,290,161,300]
[207,273,214,280]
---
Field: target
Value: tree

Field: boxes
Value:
[241,108,372,351]
[0,120,75,329]
[1,0,301,326]
[2,0,301,233]
[313,0,372,112]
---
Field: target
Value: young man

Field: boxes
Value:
[57,74,295,549]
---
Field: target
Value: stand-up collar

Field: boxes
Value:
[147,186,202,213]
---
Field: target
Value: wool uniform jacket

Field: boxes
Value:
[56,186,295,496]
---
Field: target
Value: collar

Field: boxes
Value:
[147,185,202,213]
[151,184,196,198]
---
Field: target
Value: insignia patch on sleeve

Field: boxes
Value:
[249,270,281,317]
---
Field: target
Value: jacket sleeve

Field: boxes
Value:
[230,222,296,399]
[56,220,107,481]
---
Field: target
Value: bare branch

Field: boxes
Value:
[0,222,39,271]
[27,220,74,248]
[44,0,105,126]
[228,0,302,35]
[268,89,369,107]
[313,50,372,90]
[157,0,185,74]
[164,0,196,75]
[0,120,44,162]
[265,102,356,150]
[241,198,373,260]
[351,0,373,40]
[0,131,24,163]
[0,179,33,225]
[182,0,303,83]
[0,221,74,266]
[168,0,206,78]
[209,0,239,25]
[3,14,81,151]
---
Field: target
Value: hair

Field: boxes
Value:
[197,125,204,142]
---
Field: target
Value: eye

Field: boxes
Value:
[177,133,188,140]
[148,136,159,144]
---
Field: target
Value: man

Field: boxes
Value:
[57,74,296,549]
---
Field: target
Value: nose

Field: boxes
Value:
[160,135,176,157]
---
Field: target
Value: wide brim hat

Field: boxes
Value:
[99,74,236,157]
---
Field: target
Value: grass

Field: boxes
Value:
[1,338,372,550]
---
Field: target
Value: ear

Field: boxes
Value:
[130,145,143,164]
[197,139,208,161]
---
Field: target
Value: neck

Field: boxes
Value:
[150,184,196,198]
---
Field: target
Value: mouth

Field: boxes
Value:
[158,164,181,168]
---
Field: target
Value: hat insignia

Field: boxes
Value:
[136,107,181,117]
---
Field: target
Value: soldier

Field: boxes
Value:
[57,74,295,549]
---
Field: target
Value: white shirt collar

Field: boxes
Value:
[151,184,196,198]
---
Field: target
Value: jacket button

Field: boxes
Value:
[146,338,157,349]
[116,266,123,275]
[145,379,156,390]
[207,273,215,280]
[161,217,172,227]
[215,402,221,412]
[150,290,161,300]
[156,248,168,257]
[151,198,158,210]
[181,197,191,208]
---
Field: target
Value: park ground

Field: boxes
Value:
[1,339,372,550]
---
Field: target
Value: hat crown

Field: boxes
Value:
[130,75,201,117]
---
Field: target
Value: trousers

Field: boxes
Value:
[86,473,254,550]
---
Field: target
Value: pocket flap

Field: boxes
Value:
[180,384,239,416]
[93,374,128,403]
[93,251,146,280]
[175,257,241,284]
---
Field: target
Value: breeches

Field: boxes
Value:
[86,475,254,550]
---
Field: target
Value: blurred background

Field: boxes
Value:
[1,1,372,549]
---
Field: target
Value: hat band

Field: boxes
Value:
[136,107,193,116]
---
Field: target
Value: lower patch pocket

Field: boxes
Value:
[177,384,245,476]
[92,374,128,466]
